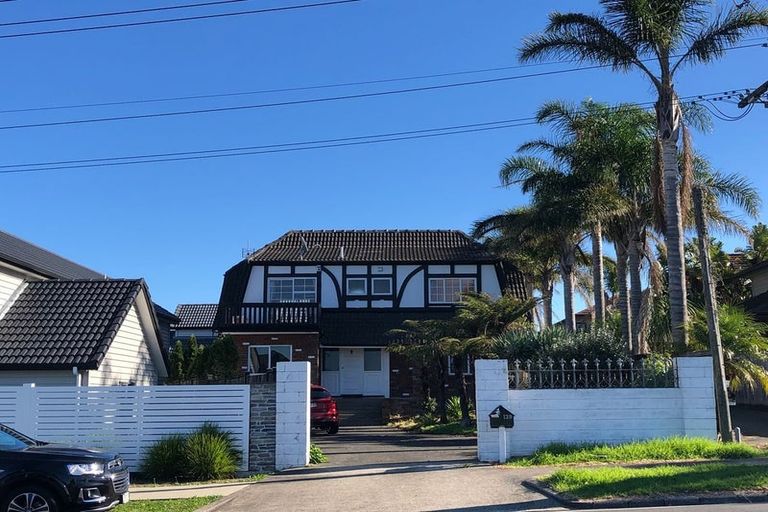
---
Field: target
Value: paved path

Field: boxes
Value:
[208,425,559,511]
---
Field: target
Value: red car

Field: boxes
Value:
[311,384,339,434]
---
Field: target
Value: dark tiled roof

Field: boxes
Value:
[173,304,218,329]
[0,230,104,280]
[154,303,180,323]
[319,309,457,347]
[0,280,143,370]
[248,230,497,263]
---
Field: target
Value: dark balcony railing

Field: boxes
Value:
[220,303,320,331]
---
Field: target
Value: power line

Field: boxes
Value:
[2,40,764,116]
[0,0,250,27]
[0,45,763,133]
[0,0,361,40]
[0,88,741,176]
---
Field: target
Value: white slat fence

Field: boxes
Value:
[0,384,250,471]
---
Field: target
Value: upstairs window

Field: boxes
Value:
[268,278,316,303]
[448,355,473,375]
[371,277,392,295]
[428,277,476,304]
[346,278,367,296]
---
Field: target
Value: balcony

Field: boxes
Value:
[218,303,320,332]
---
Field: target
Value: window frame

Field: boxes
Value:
[267,277,317,303]
[428,277,477,304]
[371,277,393,296]
[247,344,293,374]
[447,355,473,376]
[346,277,367,296]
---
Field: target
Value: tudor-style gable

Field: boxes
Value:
[215,230,525,332]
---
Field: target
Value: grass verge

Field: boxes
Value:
[507,437,767,466]
[542,463,768,499]
[389,417,476,436]
[116,496,220,512]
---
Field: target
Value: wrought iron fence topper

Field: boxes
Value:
[489,406,515,429]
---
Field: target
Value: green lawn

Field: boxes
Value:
[115,497,220,512]
[543,463,768,499]
[507,437,767,466]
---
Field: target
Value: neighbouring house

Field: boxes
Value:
[736,260,768,324]
[154,303,180,353]
[0,229,169,385]
[214,229,526,400]
[172,303,218,346]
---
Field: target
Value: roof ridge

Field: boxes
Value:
[0,229,106,278]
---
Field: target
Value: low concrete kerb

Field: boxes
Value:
[521,479,768,510]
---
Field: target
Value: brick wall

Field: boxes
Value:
[248,381,276,472]
[229,333,321,383]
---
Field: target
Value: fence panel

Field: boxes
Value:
[0,385,250,471]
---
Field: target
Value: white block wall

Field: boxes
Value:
[476,356,717,462]
[275,361,310,470]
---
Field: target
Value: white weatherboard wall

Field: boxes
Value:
[475,357,717,462]
[0,384,251,471]
[275,361,310,470]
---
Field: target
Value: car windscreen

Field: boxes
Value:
[311,388,331,400]
[0,427,35,451]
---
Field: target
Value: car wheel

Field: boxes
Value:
[1,485,59,512]
[326,424,339,435]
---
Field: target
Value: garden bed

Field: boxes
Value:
[389,417,476,436]
[506,437,767,466]
[524,463,768,508]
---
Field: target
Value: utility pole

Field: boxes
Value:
[738,80,768,108]
[693,187,733,442]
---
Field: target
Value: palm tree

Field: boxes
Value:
[520,0,768,350]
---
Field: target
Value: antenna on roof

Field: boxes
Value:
[242,240,254,259]
[299,236,310,260]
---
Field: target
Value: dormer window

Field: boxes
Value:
[346,278,367,296]
[268,277,316,303]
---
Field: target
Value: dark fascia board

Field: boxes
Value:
[732,260,768,280]
[0,362,100,371]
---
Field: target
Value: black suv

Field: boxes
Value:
[0,424,129,512]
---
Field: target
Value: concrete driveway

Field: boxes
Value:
[209,426,559,512]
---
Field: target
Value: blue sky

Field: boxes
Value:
[1,0,766,319]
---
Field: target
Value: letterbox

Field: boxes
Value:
[489,406,515,429]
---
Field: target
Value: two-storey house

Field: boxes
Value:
[214,230,525,399]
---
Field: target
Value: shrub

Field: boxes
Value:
[185,430,239,481]
[141,423,240,482]
[446,396,462,422]
[309,443,327,464]
[493,327,626,362]
[141,434,187,482]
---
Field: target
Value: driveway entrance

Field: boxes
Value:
[210,426,559,512]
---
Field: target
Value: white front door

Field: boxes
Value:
[340,348,364,395]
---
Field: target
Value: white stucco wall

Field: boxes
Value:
[475,356,717,462]
[243,266,265,303]
[88,304,159,386]
[398,267,424,307]
[480,264,502,298]
[275,361,310,470]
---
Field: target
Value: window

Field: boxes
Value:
[323,348,339,371]
[448,355,473,375]
[371,277,392,295]
[364,348,381,371]
[248,345,292,373]
[0,429,32,451]
[429,277,477,304]
[267,278,316,303]
[346,278,367,296]
[311,387,332,400]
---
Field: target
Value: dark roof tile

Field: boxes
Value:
[0,280,143,370]
[173,304,218,329]
[0,230,104,280]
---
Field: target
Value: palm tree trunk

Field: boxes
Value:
[437,357,448,424]
[591,223,606,326]
[561,245,576,332]
[693,187,732,441]
[540,273,553,329]
[615,241,632,352]
[628,232,644,356]
[658,89,689,350]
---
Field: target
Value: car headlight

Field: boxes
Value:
[67,463,104,476]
